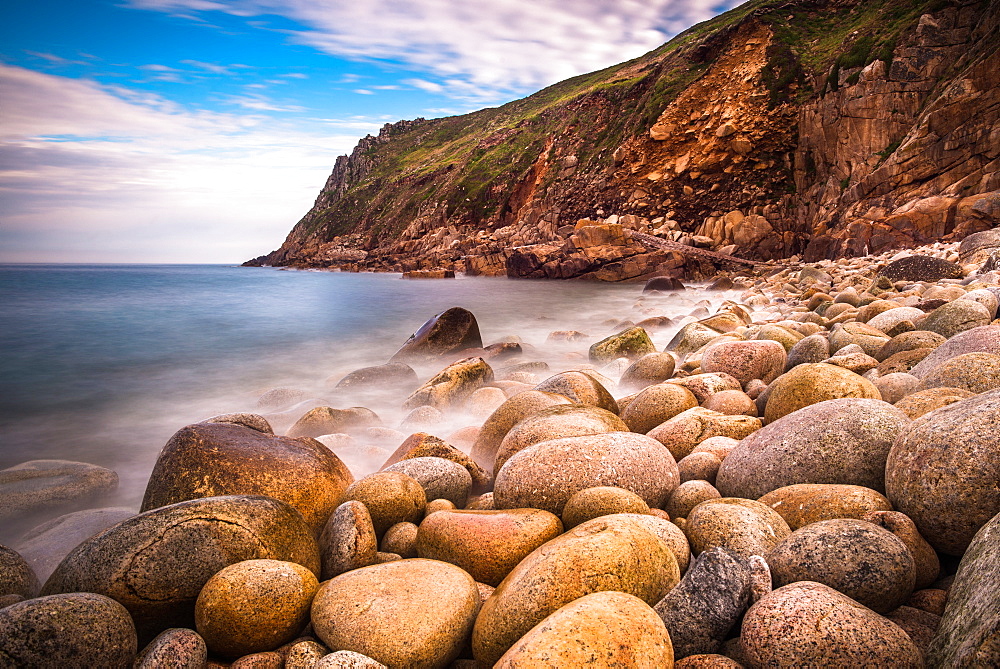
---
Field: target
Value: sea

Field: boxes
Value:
[0,263,737,540]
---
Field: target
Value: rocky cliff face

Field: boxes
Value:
[246,0,1000,281]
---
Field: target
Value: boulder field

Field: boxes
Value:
[2,241,1000,667]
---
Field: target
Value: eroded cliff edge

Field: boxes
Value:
[246,0,1000,280]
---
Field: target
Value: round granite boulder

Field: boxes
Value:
[766,519,915,613]
[921,299,992,339]
[758,484,892,530]
[383,457,472,508]
[402,357,494,411]
[319,500,378,580]
[493,432,679,515]
[863,510,940,591]
[742,582,922,667]
[620,382,699,434]
[909,324,1000,379]
[561,486,650,528]
[784,334,830,370]
[893,386,976,419]
[718,399,910,499]
[685,498,790,558]
[134,628,208,669]
[0,545,39,600]
[495,591,673,668]
[666,480,722,520]
[885,389,1000,555]
[0,460,118,524]
[700,340,787,386]
[495,404,628,472]
[829,322,891,357]
[877,255,963,282]
[416,508,562,586]
[763,363,881,423]
[471,514,680,666]
[876,330,947,362]
[619,352,677,392]
[867,307,927,334]
[311,558,480,669]
[648,408,761,461]
[469,391,573,472]
[0,592,137,667]
[334,362,420,392]
[195,559,318,658]
[589,326,656,363]
[286,406,381,439]
[41,495,320,641]
[665,372,742,404]
[390,307,483,362]
[919,352,1000,394]
[873,373,921,404]
[533,371,619,414]
[141,421,353,534]
[343,472,426,538]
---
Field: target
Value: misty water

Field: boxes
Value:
[0,264,745,542]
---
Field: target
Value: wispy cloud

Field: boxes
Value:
[0,63,380,262]
[353,88,374,95]
[127,0,744,101]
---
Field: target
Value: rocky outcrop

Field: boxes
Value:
[247,0,1000,278]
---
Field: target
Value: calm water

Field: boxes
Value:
[0,264,734,537]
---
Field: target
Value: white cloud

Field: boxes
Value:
[0,63,381,262]
[127,0,743,100]
[353,88,374,95]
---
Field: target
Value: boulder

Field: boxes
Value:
[784,333,831,370]
[873,373,921,403]
[471,515,680,666]
[919,352,1000,394]
[885,389,1000,555]
[383,457,471,508]
[864,510,940,591]
[311,559,480,669]
[402,357,494,411]
[876,330,947,362]
[495,591,674,667]
[666,372,742,403]
[416,508,562,586]
[390,307,483,362]
[876,255,963,282]
[379,433,491,494]
[763,363,882,423]
[0,544,38,600]
[750,324,804,352]
[922,300,992,339]
[495,404,628,472]
[381,522,418,558]
[758,484,892,530]
[700,340,787,386]
[334,362,419,392]
[647,408,761,461]
[0,593,137,667]
[702,389,757,416]
[677,452,722,484]
[619,352,677,392]
[560,486,650,528]
[718,398,910,499]
[315,651,387,668]
[342,472,426,537]
[287,406,381,439]
[654,547,751,659]
[958,228,1000,265]
[685,498,790,558]
[829,322,891,357]
[134,628,208,669]
[894,386,976,419]
[0,460,118,523]
[909,324,1000,379]
[741,582,922,667]
[766,519,915,613]
[493,432,679,515]
[666,322,726,356]
[195,559,318,658]
[41,495,320,641]
[532,371,619,414]
[469,391,573,472]
[621,383,699,434]
[319,500,378,580]
[589,326,656,363]
[926,510,1000,667]
[141,421,353,534]
[666,480,722,520]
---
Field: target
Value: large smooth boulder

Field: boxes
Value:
[927,510,1000,667]
[319,500,377,580]
[384,457,472,508]
[134,628,208,669]
[766,519,915,613]
[885,389,1000,555]
[471,515,680,666]
[390,307,483,362]
[894,386,976,419]
[647,408,761,461]
[334,362,419,392]
[41,495,320,641]
[685,498,790,558]
[0,460,118,523]
[380,433,491,494]
[619,352,677,392]
[621,383,699,434]
[700,340,787,386]
[496,591,674,667]
[717,399,910,499]
[141,421,353,534]
[589,326,656,363]
[0,544,38,600]
[876,330,946,362]
[741,582,922,667]
[533,371,619,414]
[919,352,1000,394]
[0,593,137,667]
[876,255,962,282]
[495,404,627,472]
[469,391,573,472]
[909,324,1000,379]
[311,559,480,669]
[286,406,381,439]
[493,432,679,515]
[758,484,892,530]
[763,363,881,423]
[342,472,426,537]
[402,357,494,411]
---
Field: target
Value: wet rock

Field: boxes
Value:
[685,498,790,558]
[402,357,494,411]
[311,558,480,669]
[758,483,892,530]
[589,326,656,363]
[256,388,311,412]
[619,352,677,392]
[495,404,628,472]
[195,559,318,658]
[894,386,976,419]
[621,382,699,434]
[920,352,1000,393]
[496,591,673,667]
[885,389,1000,555]
[876,330,947,362]
[784,333,831,370]
[666,480,722,520]
[0,460,118,523]
[469,391,574,472]
[532,371,619,414]
[380,522,418,558]
[343,472,426,537]
[647,408,761,461]
[742,582,921,667]
[666,322,726,356]
[416,508,562,587]
[0,592,137,667]
[334,362,419,392]
[644,276,685,291]
[701,340,787,386]
[287,406,381,439]
[319,501,377,580]
[561,486,650,528]
[922,299,992,339]
[494,432,679,515]
[718,398,909,499]
[877,255,963,282]
[654,547,751,659]
[41,495,320,641]
[134,628,208,669]
[464,386,507,418]
[141,421,353,534]
[390,307,483,362]
[471,514,680,666]
[0,545,38,600]
[398,405,444,432]
[203,412,275,433]
[926,510,1000,667]
[909,324,1000,379]
[864,510,940,590]
[763,363,881,423]
[766,519,915,613]
[384,457,472,507]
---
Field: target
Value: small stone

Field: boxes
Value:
[702,389,758,416]
[874,373,921,403]
[284,640,329,669]
[231,652,283,668]
[286,406,381,439]
[665,480,722,520]
[677,452,723,484]
[380,522,418,558]
[335,362,418,392]
[315,650,388,668]
[666,372,742,403]
[784,333,830,370]
[379,432,492,494]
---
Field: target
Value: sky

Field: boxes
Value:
[0,0,741,263]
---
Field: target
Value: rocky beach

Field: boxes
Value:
[2,229,999,667]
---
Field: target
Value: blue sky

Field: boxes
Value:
[0,0,740,262]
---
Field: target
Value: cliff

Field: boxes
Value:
[246,0,1000,280]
